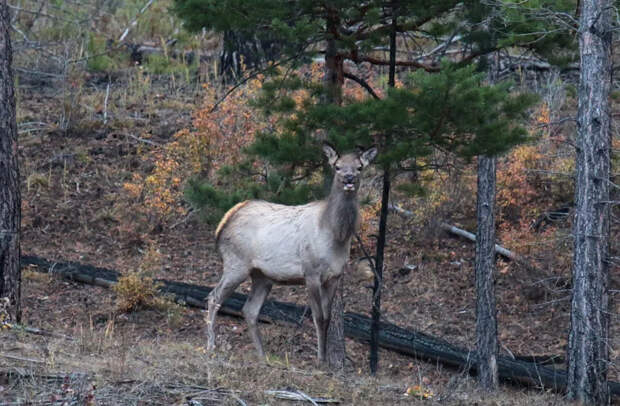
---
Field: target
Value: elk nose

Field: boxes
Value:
[344,174,355,184]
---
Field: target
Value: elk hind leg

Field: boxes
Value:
[242,273,272,359]
[206,262,247,351]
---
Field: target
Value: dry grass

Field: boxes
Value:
[0,274,569,405]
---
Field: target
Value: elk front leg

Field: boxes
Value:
[306,279,327,364]
[320,275,341,331]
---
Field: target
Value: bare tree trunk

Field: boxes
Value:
[370,1,397,375]
[326,275,345,369]
[322,11,343,107]
[567,0,612,403]
[324,10,345,370]
[474,40,501,390]
[0,0,22,323]
[475,155,498,390]
[219,31,282,80]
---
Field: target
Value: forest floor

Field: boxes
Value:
[2,68,618,405]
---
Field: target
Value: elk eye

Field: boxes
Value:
[357,166,362,171]
[335,165,341,171]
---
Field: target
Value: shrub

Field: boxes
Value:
[113,272,162,313]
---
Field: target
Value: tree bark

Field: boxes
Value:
[0,0,21,323]
[567,0,612,404]
[323,10,346,370]
[322,12,343,107]
[326,275,345,369]
[475,155,498,390]
[370,1,397,375]
[474,43,501,390]
[371,168,390,374]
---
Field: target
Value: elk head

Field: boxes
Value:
[323,144,377,193]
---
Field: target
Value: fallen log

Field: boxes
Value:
[21,255,620,396]
[22,255,308,326]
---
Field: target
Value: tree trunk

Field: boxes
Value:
[322,17,343,107]
[567,0,612,403]
[474,43,501,390]
[475,155,498,390]
[323,10,345,370]
[370,1,397,375]
[371,168,390,374]
[219,31,282,80]
[0,0,21,323]
[326,275,345,369]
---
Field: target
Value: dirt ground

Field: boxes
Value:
[2,72,618,405]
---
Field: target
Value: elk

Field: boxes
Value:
[206,144,377,363]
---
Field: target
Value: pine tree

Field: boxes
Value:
[174,0,564,373]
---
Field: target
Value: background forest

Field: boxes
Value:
[0,0,618,404]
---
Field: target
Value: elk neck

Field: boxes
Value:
[321,179,359,243]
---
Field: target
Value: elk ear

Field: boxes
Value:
[322,143,339,167]
[360,146,378,167]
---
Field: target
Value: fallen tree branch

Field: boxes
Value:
[265,389,339,404]
[17,325,75,341]
[21,255,620,396]
[0,369,90,382]
[118,0,156,42]
[388,204,537,270]
[1,353,45,364]
[438,222,519,261]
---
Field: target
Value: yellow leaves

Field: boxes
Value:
[536,103,551,125]
[123,174,144,199]
[497,144,543,210]
[113,242,168,313]
[404,385,434,400]
[0,297,12,330]
[120,77,267,224]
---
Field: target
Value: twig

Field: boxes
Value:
[118,0,156,42]
[0,353,45,363]
[125,133,161,146]
[354,233,376,270]
[103,79,111,125]
[265,390,339,404]
[7,4,83,23]
[0,369,91,381]
[170,209,195,229]
[296,390,320,406]
[17,325,75,341]
[230,393,248,406]
[15,67,61,78]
